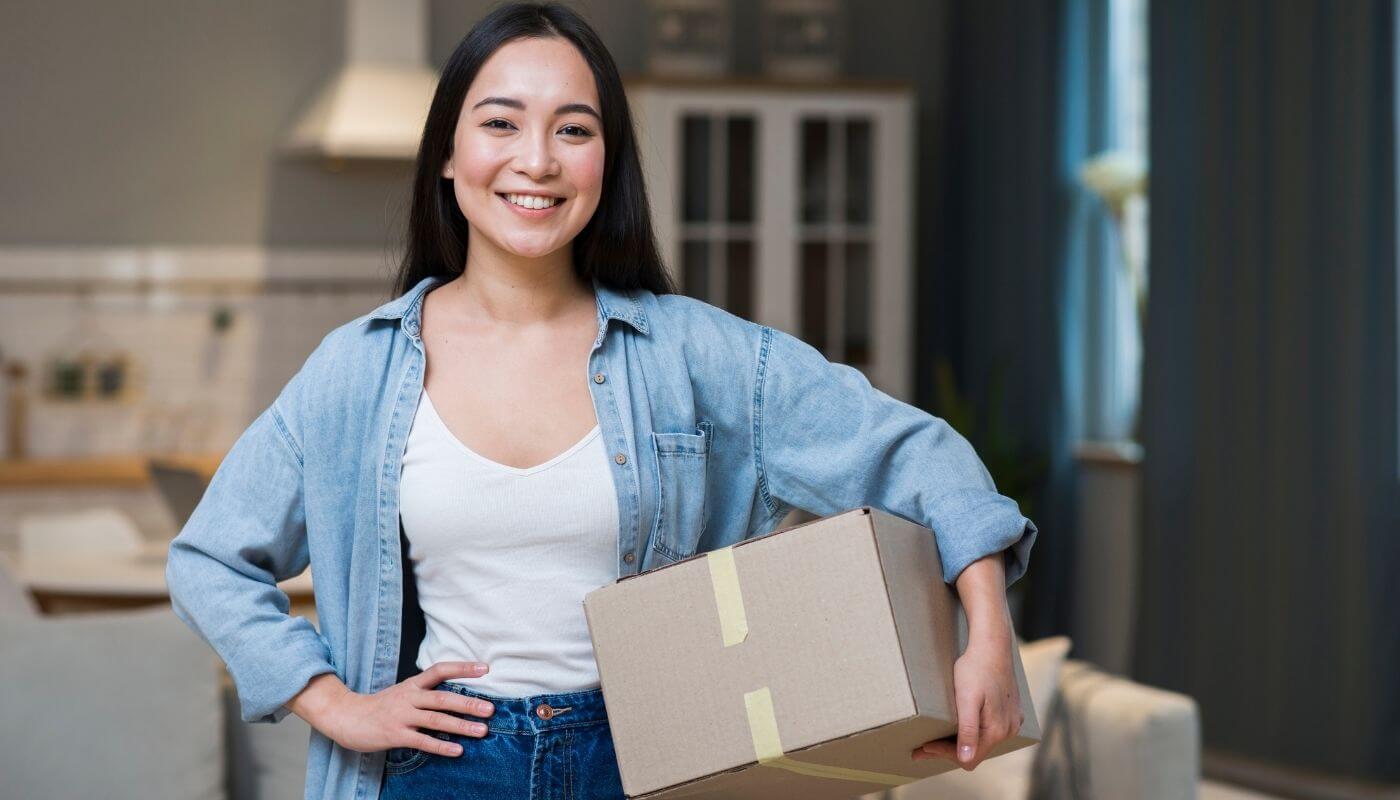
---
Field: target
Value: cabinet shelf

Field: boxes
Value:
[628,83,914,400]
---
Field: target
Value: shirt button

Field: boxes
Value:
[593,372,606,384]
[623,551,635,564]
[614,453,627,465]
[536,703,554,720]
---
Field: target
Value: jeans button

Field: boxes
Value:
[623,551,635,564]
[536,703,554,720]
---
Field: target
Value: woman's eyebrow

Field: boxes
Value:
[471,96,601,121]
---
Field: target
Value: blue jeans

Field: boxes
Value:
[378,682,625,799]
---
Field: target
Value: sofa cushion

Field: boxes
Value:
[1033,660,1200,800]
[226,681,313,800]
[0,606,224,799]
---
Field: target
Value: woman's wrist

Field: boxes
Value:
[287,672,352,730]
[967,613,1013,649]
[954,552,1014,647]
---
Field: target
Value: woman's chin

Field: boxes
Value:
[500,237,568,260]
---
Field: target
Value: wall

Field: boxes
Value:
[0,0,412,247]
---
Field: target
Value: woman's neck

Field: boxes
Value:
[453,247,591,328]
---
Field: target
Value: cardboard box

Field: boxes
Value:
[583,507,1040,799]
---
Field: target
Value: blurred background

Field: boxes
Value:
[0,1,1395,799]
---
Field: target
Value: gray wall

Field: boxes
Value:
[1,0,417,247]
[2,0,953,264]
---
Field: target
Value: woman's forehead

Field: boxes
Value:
[468,38,598,108]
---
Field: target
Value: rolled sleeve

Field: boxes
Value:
[165,401,336,724]
[754,326,1037,586]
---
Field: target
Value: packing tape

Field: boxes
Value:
[704,546,916,788]
[744,687,917,787]
[706,547,749,647]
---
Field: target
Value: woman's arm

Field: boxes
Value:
[928,553,1026,770]
[901,555,1023,771]
[165,399,337,724]
[752,325,1033,768]
[752,325,1037,589]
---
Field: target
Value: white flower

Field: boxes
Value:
[1078,150,1148,209]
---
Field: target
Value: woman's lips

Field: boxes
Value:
[497,193,566,218]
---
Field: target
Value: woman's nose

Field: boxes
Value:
[512,130,559,180]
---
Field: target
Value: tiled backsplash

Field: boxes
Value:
[0,247,399,458]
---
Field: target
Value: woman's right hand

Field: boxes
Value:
[293,661,496,757]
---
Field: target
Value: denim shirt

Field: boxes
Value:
[166,275,1036,800]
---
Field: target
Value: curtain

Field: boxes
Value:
[1135,0,1400,780]
[937,0,1083,639]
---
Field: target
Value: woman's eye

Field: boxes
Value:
[480,119,591,137]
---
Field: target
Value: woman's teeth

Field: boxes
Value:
[504,193,562,210]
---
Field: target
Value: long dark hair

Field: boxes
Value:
[393,2,675,298]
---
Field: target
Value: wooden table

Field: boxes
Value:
[0,541,314,615]
[0,453,225,489]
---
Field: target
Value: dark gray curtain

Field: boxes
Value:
[934,0,1078,640]
[1136,0,1400,781]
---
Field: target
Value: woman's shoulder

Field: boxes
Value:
[622,290,773,392]
[312,311,398,370]
[270,301,409,419]
[639,290,766,344]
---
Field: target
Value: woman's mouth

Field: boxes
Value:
[497,192,565,217]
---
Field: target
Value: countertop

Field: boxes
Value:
[0,454,225,489]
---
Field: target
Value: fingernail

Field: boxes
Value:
[449,744,463,755]
[959,745,973,761]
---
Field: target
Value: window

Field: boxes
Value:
[679,112,758,321]
[797,115,875,368]
[1107,0,1148,441]
[1076,0,1149,443]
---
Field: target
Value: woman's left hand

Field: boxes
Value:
[910,634,1024,770]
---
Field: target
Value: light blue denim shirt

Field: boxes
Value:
[166,275,1036,800]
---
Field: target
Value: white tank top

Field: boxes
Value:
[398,388,620,696]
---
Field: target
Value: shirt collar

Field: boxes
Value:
[590,276,651,335]
[357,274,650,336]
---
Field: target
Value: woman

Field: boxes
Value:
[166,4,1037,799]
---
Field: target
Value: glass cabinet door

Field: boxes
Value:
[678,113,757,321]
[797,115,874,368]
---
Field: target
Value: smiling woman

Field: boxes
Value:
[374,7,668,798]
[440,37,605,260]
[393,5,673,299]
[165,3,1033,800]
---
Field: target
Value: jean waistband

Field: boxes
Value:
[430,681,609,734]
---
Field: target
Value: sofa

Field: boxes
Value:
[0,600,1201,799]
[875,637,1202,800]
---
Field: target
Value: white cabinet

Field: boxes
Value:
[626,79,916,401]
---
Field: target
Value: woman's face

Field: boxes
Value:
[443,37,605,262]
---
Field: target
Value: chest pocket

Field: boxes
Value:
[647,421,713,563]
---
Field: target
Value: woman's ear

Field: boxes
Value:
[441,160,454,179]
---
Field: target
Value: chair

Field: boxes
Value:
[0,558,38,617]
[0,606,224,798]
[148,459,210,531]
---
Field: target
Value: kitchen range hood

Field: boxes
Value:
[283,0,438,160]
